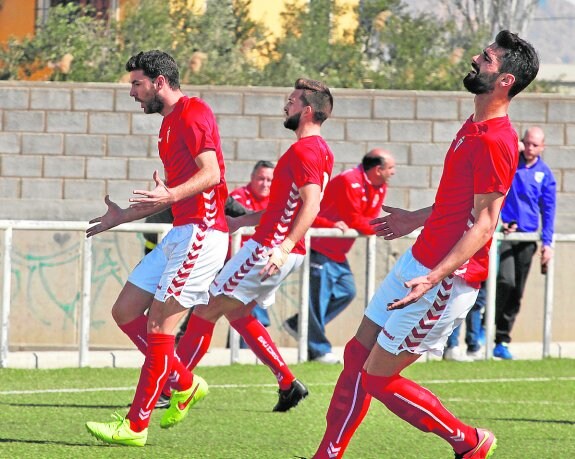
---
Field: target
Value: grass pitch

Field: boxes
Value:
[0,359,573,458]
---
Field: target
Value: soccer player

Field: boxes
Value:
[159,78,334,427]
[311,30,539,458]
[85,50,228,446]
[283,149,395,363]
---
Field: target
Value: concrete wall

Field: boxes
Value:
[1,81,574,350]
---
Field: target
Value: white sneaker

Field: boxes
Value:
[312,352,341,364]
[466,348,484,360]
[443,347,473,362]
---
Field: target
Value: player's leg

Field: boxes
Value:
[113,242,170,353]
[114,282,154,354]
[227,301,296,390]
[86,297,187,446]
[312,250,422,459]
[362,275,494,457]
[311,317,379,459]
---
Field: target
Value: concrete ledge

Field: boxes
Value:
[4,342,574,369]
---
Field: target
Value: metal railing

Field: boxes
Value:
[0,220,566,368]
[0,220,375,367]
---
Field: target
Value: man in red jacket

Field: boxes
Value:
[283,149,395,363]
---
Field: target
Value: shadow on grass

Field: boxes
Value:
[0,402,125,409]
[0,437,108,447]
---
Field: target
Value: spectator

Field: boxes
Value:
[493,126,556,360]
[283,149,396,364]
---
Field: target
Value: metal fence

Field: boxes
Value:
[0,220,565,368]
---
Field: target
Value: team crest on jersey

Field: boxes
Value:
[454,136,465,151]
[534,171,545,183]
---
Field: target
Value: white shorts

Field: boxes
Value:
[365,248,479,357]
[210,238,304,308]
[128,224,228,309]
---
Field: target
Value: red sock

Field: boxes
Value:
[312,337,371,459]
[231,315,294,390]
[362,371,478,454]
[127,333,174,432]
[118,315,192,395]
[118,315,148,354]
[171,313,214,388]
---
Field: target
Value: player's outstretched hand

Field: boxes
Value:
[386,275,434,310]
[130,170,174,211]
[370,205,419,240]
[86,195,123,238]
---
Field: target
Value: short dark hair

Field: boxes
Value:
[125,50,180,90]
[362,153,386,172]
[294,78,333,124]
[252,160,274,173]
[495,30,539,98]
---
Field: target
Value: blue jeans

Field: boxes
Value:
[446,282,485,352]
[286,250,356,359]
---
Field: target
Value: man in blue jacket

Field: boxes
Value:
[494,126,556,359]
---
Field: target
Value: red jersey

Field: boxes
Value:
[412,115,518,285]
[158,96,228,231]
[312,165,386,262]
[252,135,334,255]
[230,184,269,211]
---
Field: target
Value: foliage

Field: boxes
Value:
[32,3,122,81]
[260,0,366,88]
[0,0,555,92]
[366,10,490,90]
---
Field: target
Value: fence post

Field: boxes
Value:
[79,235,92,368]
[365,236,376,307]
[542,245,555,358]
[297,234,311,363]
[484,235,499,360]
[1,227,13,368]
[229,232,243,364]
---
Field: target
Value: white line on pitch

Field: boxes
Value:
[0,376,574,396]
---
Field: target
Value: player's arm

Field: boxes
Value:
[86,173,174,238]
[227,210,264,234]
[260,182,321,279]
[129,150,220,211]
[539,172,557,265]
[370,205,432,239]
[388,192,504,310]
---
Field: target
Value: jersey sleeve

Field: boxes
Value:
[181,99,218,158]
[292,143,325,189]
[539,166,557,246]
[471,138,516,195]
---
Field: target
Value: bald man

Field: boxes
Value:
[284,149,396,363]
[494,126,556,359]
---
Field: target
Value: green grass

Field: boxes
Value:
[0,359,574,458]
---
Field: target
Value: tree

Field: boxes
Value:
[442,0,539,37]
[260,0,367,88]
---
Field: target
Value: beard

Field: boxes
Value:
[283,111,301,131]
[463,68,499,95]
[142,94,164,114]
